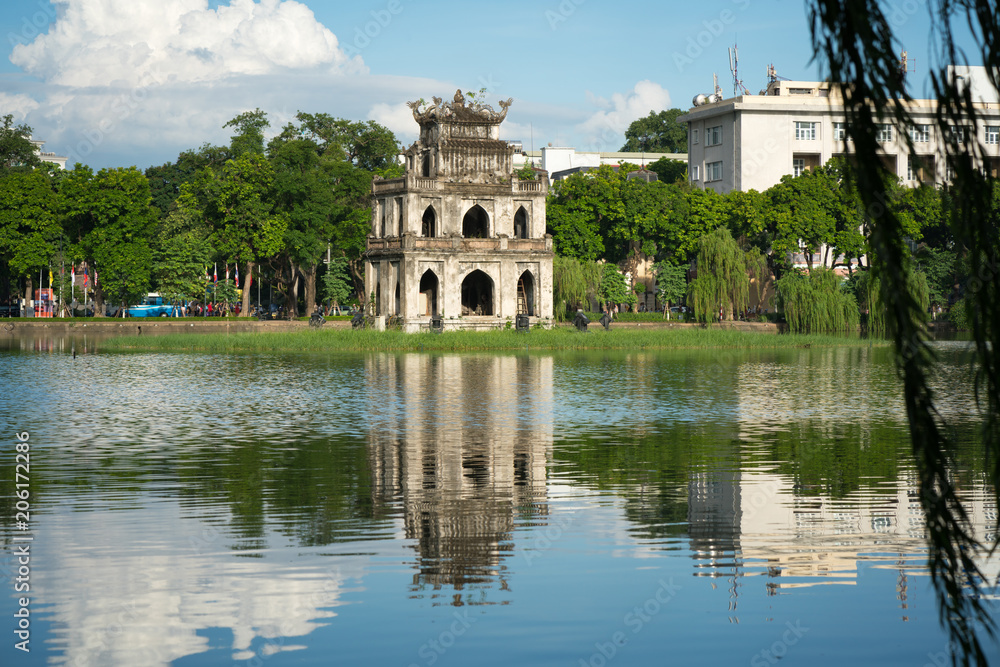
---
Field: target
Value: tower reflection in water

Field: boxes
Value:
[364,353,554,605]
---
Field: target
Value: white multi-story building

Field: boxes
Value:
[680,74,1000,195]
[31,138,68,169]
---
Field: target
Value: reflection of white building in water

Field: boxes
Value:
[365,353,554,604]
[685,348,999,604]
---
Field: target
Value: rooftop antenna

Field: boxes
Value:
[729,43,750,96]
[899,50,916,78]
[713,73,722,99]
[764,63,790,94]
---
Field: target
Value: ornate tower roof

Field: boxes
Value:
[405,90,515,184]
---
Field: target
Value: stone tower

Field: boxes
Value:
[364,90,553,332]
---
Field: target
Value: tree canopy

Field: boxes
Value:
[620,109,688,153]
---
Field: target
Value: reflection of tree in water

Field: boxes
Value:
[365,354,554,605]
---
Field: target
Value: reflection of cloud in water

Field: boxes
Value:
[37,501,359,666]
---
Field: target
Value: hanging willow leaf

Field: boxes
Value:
[808,1,999,664]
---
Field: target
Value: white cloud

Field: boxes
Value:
[4,0,401,167]
[368,101,417,146]
[576,80,672,151]
[11,0,362,88]
[0,92,40,119]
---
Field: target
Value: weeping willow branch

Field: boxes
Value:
[808,1,998,664]
[776,267,859,333]
[687,227,750,322]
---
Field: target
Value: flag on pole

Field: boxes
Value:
[225,264,230,284]
[49,270,53,288]
[94,270,98,288]
[83,268,89,289]
[213,263,217,284]
[71,265,75,285]
[235,263,239,287]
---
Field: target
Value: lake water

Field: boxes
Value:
[1,336,997,666]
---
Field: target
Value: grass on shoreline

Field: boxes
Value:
[102,326,885,354]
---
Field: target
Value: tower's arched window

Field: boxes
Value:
[422,206,436,237]
[514,207,528,239]
[419,270,439,316]
[517,270,535,316]
[462,205,489,238]
[461,270,494,315]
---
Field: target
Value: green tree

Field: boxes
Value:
[671,186,728,265]
[620,109,687,153]
[775,267,859,333]
[0,114,41,174]
[271,112,402,175]
[552,255,601,316]
[145,144,232,219]
[321,254,353,312]
[687,227,748,322]
[598,262,636,312]
[0,170,59,309]
[765,168,838,272]
[647,157,687,184]
[267,114,399,313]
[60,166,158,315]
[152,191,214,306]
[225,108,269,157]
[653,261,687,317]
[546,167,623,261]
[809,2,1000,661]
[201,152,287,317]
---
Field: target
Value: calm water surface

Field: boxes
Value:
[0,336,997,666]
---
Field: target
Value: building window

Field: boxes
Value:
[909,125,930,143]
[793,158,805,177]
[876,124,893,143]
[949,125,969,144]
[795,121,817,140]
[706,161,723,182]
[692,129,699,145]
[706,126,722,146]
[987,126,1000,145]
[690,164,700,181]
[833,122,847,141]
[908,155,935,182]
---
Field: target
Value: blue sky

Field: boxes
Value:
[0,0,983,170]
